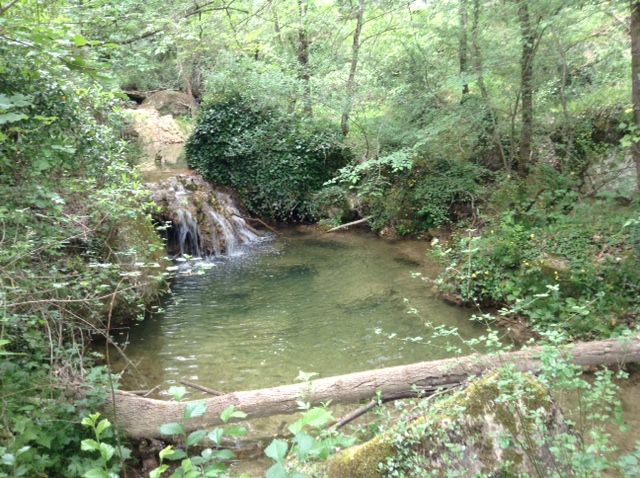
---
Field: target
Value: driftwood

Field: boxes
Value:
[110,336,640,438]
[325,216,373,233]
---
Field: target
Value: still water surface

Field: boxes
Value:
[118,229,482,393]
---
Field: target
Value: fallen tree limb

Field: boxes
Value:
[330,385,459,431]
[325,216,373,233]
[110,336,640,438]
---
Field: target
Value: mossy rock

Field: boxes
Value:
[327,435,394,478]
[327,371,569,478]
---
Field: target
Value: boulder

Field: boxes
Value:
[327,371,569,478]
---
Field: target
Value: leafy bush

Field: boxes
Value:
[329,151,486,234]
[186,97,351,221]
[1,20,166,478]
[436,170,640,338]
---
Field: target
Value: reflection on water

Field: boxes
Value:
[116,229,483,393]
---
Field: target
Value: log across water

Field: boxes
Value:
[111,336,640,438]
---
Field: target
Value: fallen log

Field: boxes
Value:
[111,336,640,438]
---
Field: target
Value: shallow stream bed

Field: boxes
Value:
[117,228,483,393]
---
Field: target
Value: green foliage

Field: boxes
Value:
[79,413,130,478]
[436,169,640,338]
[186,97,351,221]
[0,6,167,477]
[330,151,485,233]
[264,405,356,478]
[150,388,248,478]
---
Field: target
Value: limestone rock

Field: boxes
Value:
[327,371,569,478]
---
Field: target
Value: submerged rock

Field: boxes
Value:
[327,371,569,478]
[147,174,261,257]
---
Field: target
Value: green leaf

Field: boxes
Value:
[95,418,111,439]
[208,428,224,444]
[149,464,169,478]
[83,468,109,478]
[160,422,185,436]
[81,439,100,452]
[265,463,287,478]
[99,442,115,462]
[0,112,27,124]
[211,449,235,461]
[186,430,207,446]
[81,413,99,428]
[224,425,247,437]
[184,402,207,421]
[167,386,188,401]
[165,449,187,461]
[159,445,175,461]
[72,34,88,46]
[264,439,288,463]
[295,432,315,459]
[0,93,31,109]
[295,370,318,382]
[220,405,247,423]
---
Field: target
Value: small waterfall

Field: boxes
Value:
[147,174,262,257]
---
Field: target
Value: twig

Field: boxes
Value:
[331,385,458,431]
[179,379,225,396]
[143,384,162,397]
[325,216,373,233]
[0,0,20,16]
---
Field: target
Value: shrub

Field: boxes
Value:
[186,97,351,221]
[435,170,640,338]
[329,151,486,234]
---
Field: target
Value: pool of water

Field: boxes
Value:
[116,228,483,394]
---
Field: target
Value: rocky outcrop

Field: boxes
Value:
[147,174,260,257]
[327,372,570,478]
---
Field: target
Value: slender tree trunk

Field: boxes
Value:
[297,0,312,117]
[554,36,572,160]
[109,336,640,439]
[517,0,535,176]
[631,0,640,191]
[341,0,365,137]
[472,0,507,170]
[459,0,469,97]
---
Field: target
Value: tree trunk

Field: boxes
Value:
[109,336,640,439]
[472,0,507,170]
[631,0,640,191]
[517,0,535,176]
[459,0,469,97]
[297,0,312,117]
[341,0,365,137]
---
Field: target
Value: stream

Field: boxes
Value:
[116,228,482,394]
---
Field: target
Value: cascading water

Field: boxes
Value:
[147,174,261,257]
